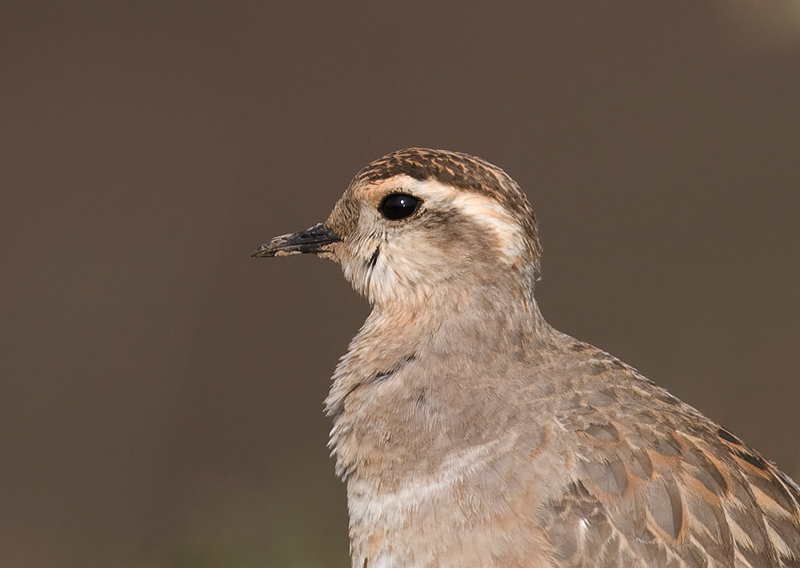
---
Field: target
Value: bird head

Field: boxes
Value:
[253,148,543,310]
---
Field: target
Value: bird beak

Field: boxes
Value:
[251,223,342,257]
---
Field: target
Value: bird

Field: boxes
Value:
[252,148,800,568]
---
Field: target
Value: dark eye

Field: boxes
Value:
[379,193,421,220]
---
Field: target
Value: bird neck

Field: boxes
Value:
[324,279,549,423]
[324,282,554,487]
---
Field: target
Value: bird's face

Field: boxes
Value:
[253,150,542,309]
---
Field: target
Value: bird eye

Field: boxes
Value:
[378,193,421,220]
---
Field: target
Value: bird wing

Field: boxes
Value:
[538,395,800,568]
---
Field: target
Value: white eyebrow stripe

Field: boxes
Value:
[407,179,526,260]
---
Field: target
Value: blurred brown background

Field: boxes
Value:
[2,2,799,567]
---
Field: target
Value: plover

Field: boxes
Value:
[253,148,800,568]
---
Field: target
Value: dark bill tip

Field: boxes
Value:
[251,223,341,258]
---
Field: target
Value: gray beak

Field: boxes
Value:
[251,223,342,257]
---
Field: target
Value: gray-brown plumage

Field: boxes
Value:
[253,148,800,568]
